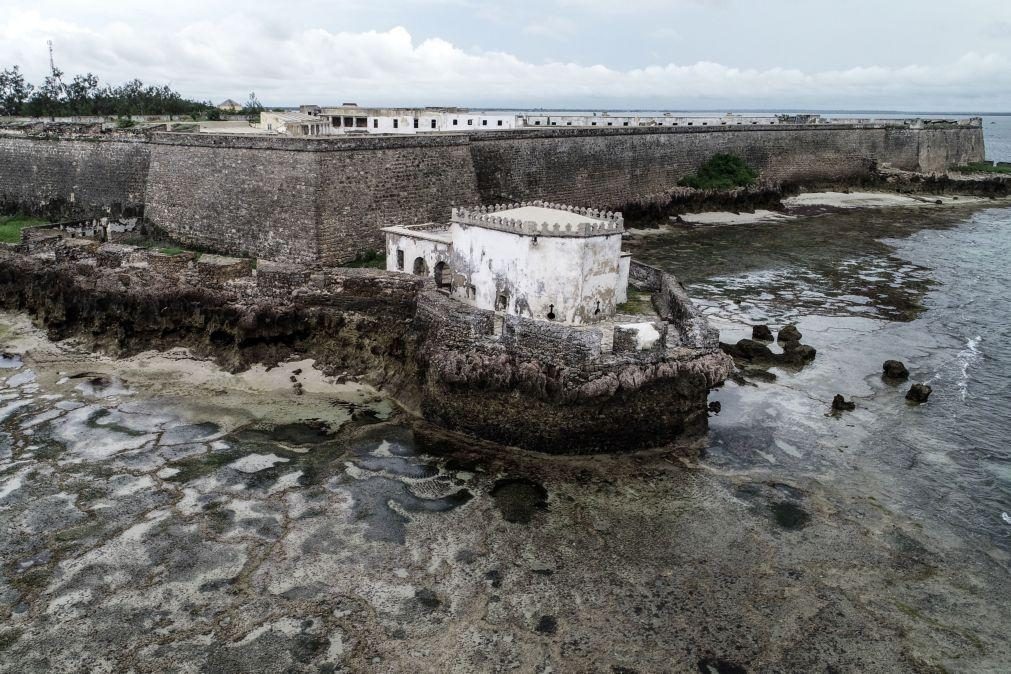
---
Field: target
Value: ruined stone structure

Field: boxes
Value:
[0,119,985,264]
[0,222,732,453]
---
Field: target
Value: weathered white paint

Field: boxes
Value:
[382,225,453,283]
[618,322,661,350]
[383,203,631,325]
[617,253,631,305]
[448,221,622,324]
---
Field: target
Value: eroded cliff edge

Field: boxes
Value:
[0,237,731,454]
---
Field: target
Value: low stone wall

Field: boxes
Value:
[414,289,732,453]
[629,260,718,349]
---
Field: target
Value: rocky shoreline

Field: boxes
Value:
[0,239,731,454]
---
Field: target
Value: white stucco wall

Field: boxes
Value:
[385,231,452,283]
[617,253,631,305]
[448,224,624,324]
[324,110,517,135]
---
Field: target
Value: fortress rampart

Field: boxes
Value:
[0,120,985,264]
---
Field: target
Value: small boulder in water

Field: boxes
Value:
[832,394,856,411]
[707,401,722,415]
[778,324,802,342]
[751,324,774,341]
[882,360,909,381]
[906,383,933,404]
[721,339,775,361]
[780,340,817,364]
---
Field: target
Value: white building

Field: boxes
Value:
[383,202,630,325]
[258,111,335,136]
[307,105,517,134]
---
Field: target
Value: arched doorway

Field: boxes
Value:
[412,257,428,276]
[433,261,451,289]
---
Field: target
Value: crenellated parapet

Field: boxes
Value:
[452,200,624,237]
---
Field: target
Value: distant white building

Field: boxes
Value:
[304,105,517,134]
[383,202,630,325]
[258,111,335,136]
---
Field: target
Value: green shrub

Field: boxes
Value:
[116,117,136,129]
[0,215,48,244]
[952,162,1011,175]
[679,154,758,190]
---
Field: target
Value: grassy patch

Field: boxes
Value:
[0,215,49,244]
[344,250,386,269]
[157,246,188,256]
[679,153,758,190]
[951,162,1011,175]
[616,288,655,315]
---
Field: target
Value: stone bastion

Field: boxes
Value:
[0,228,732,454]
[0,119,985,265]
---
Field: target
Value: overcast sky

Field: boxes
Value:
[1,0,1009,111]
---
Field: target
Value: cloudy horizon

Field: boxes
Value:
[1,1,1009,112]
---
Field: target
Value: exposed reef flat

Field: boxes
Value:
[625,190,1009,232]
[1,307,1008,672]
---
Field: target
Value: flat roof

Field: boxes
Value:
[493,205,607,227]
[381,224,452,245]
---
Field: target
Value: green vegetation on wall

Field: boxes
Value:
[952,162,1011,175]
[0,215,48,244]
[678,154,759,190]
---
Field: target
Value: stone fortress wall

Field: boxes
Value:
[0,132,150,218]
[0,120,985,264]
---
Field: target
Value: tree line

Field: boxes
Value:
[0,63,262,120]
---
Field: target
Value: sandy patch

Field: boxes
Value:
[782,191,988,209]
[678,209,792,226]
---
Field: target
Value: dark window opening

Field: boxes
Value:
[396,249,404,270]
[431,119,437,129]
[412,257,428,275]
[594,300,601,315]
[547,304,556,320]
[466,284,476,300]
[413,118,419,128]
[496,293,509,311]
[373,119,378,128]
[623,122,629,126]
[591,122,597,126]
[482,119,487,126]
[393,119,399,129]
[467,119,473,126]
[453,119,458,125]
[355,117,367,127]
[497,120,503,126]
[343,116,354,127]
[534,121,541,125]
[607,122,612,126]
